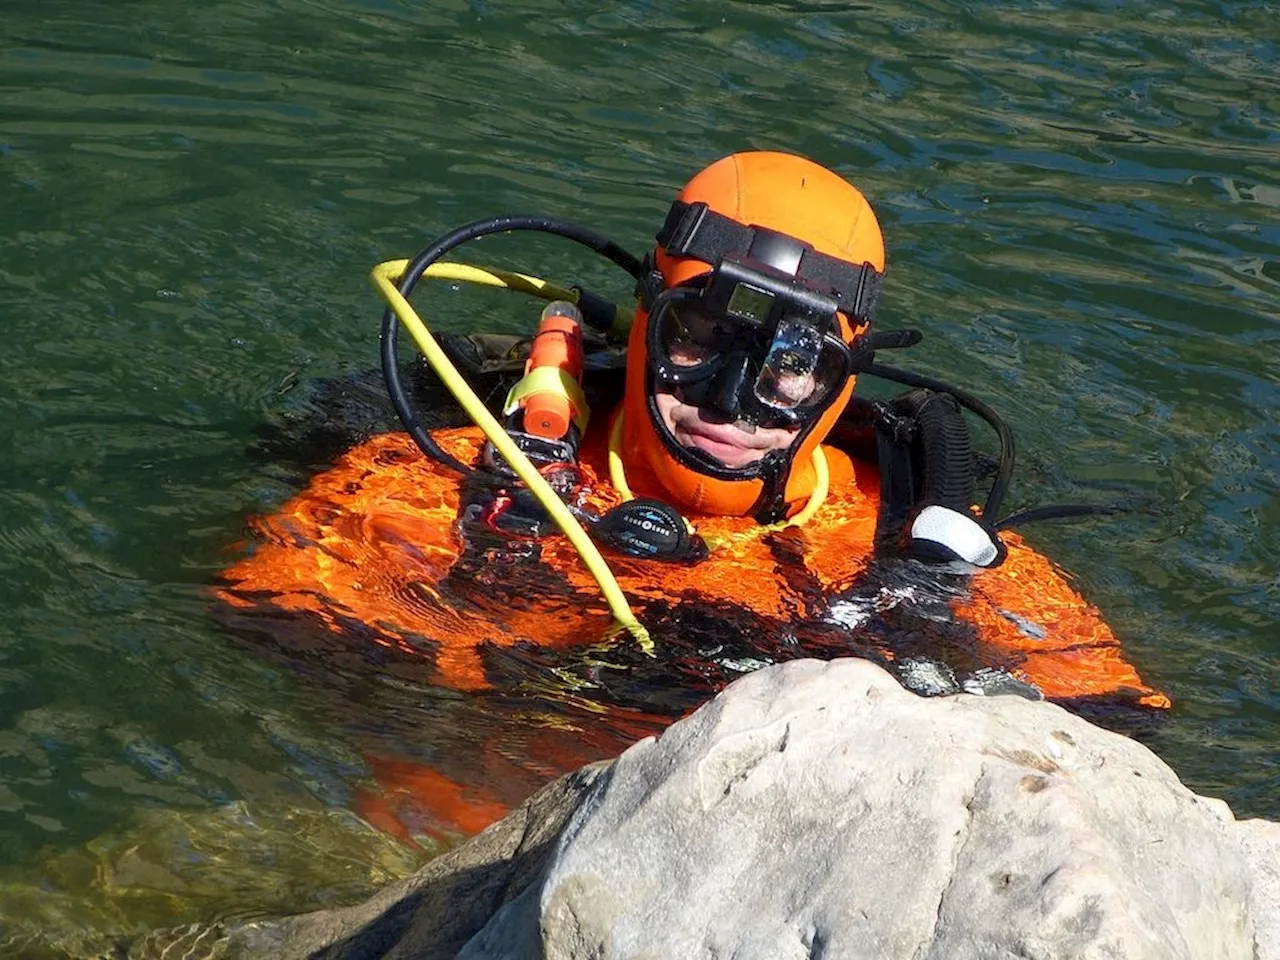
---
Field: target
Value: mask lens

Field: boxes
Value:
[753,318,845,411]
[656,304,734,369]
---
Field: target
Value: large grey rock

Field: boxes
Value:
[219,657,1277,960]
[1240,818,1280,958]
[462,658,1264,960]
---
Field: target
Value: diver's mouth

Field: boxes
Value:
[658,388,799,470]
[673,426,766,468]
[674,417,765,449]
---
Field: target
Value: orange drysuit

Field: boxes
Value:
[216,419,1168,844]
[219,423,1167,709]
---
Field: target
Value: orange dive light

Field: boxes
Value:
[520,300,585,440]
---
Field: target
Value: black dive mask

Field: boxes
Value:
[639,201,884,431]
[646,258,853,429]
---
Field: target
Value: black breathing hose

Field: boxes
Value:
[996,503,1134,531]
[865,361,1016,524]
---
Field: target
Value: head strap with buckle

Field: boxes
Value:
[654,201,884,322]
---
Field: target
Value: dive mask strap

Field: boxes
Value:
[655,200,885,322]
[635,251,665,310]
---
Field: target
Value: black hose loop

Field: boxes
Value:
[381,217,643,474]
[995,504,1132,531]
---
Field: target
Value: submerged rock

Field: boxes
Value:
[0,800,423,959]
[228,764,607,959]
[219,659,1280,958]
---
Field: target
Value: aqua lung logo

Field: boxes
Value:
[623,510,673,535]
[617,509,666,554]
[622,508,678,544]
[594,498,697,562]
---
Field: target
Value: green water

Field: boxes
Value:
[2,0,1277,947]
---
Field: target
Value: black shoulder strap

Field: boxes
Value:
[871,396,923,551]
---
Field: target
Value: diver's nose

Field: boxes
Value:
[705,354,750,423]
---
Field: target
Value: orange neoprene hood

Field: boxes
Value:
[621,151,887,519]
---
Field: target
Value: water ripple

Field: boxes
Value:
[0,0,1277,943]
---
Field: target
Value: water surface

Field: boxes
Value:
[1,0,1277,948]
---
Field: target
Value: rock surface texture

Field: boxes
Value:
[229,658,1279,960]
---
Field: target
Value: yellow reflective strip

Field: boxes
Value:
[502,366,590,433]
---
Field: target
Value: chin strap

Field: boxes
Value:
[607,411,829,547]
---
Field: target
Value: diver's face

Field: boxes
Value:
[652,316,805,468]
[654,390,799,469]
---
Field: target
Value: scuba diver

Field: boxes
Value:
[218,152,1167,843]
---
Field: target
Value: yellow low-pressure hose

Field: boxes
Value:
[607,412,635,501]
[371,259,652,652]
[782,445,830,528]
